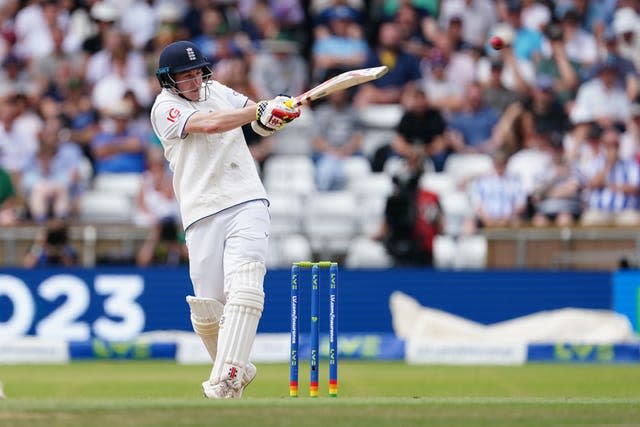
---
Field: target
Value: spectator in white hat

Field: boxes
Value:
[612,7,640,72]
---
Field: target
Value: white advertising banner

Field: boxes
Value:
[406,339,527,365]
[0,337,69,363]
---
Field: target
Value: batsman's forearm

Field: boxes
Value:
[185,106,256,134]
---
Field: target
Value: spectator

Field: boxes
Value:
[311,5,368,84]
[81,1,120,55]
[570,56,631,127]
[447,81,501,153]
[250,35,308,100]
[581,127,640,226]
[311,88,364,191]
[88,28,152,112]
[505,120,553,203]
[23,220,78,268]
[371,84,447,172]
[379,0,436,20]
[13,0,59,62]
[313,1,363,31]
[191,8,232,62]
[520,0,551,32]
[21,118,86,223]
[62,80,100,167]
[545,7,598,71]
[536,21,580,105]
[481,59,524,113]
[612,7,640,73]
[0,54,37,99]
[622,103,640,161]
[375,169,442,266]
[476,39,535,97]
[525,75,571,138]
[120,0,158,50]
[353,20,421,107]
[134,149,186,267]
[24,142,66,223]
[498,0,545,62]
[393,3,430,58]
[430,35,478,92]
[592,29,638,102]
[132,147,179,228]
[136,216,189,267]
[467,149,527,230]
[0,164,21,225]
[0,94,39,180]
[32,26,84,92]
[530,132,582,227]
[568,120,604,179]
[436,0,497,47]
[554,0,616,36]
[90,100,147,175]
[421,48,465,113]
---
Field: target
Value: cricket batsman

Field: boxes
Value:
[150,40,301,398]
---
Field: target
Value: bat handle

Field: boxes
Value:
[285,98,305,108]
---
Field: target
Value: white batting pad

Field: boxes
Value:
[209,261,265,389]
[186,296,224,362]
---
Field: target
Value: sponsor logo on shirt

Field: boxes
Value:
[167,108,180,122]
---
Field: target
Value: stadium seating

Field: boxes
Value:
[443,153,494,188]
[78,190,134,223]
[263,155,316,197]
[344,236,393,268]
[433,234,488,269]
[303,190,358,258]
[439,190,473,236]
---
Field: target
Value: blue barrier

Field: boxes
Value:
[527,343,640,363]
[69,339,177,360]
[0,267,614,341]
[61,337,640,364]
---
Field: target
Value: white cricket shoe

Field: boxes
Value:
[203,379,242,399]
[0,381,5,399]
[202,363,257,399]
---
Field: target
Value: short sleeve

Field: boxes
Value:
[151,100,198,140]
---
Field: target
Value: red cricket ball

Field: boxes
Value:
[490,35,505,50]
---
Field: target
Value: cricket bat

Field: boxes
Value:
[285,66,389,108]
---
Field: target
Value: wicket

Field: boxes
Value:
[290,261,338,397]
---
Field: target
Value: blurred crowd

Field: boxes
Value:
[1,0,640,266]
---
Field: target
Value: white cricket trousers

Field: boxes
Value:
[184,199,270,302]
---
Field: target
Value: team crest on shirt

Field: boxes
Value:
[166,108,180,123]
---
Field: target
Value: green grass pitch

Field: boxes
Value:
[1,361,640,427]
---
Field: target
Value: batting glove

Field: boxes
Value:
[255,97,301,131]
[251,120,276,137]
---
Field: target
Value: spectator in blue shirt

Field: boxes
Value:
[90,100,146,175]
[311,5,368,83]
[447,81,500,153]
[353,20,421,107]
[503,0,544,61]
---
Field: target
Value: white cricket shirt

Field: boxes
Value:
[150,81,268,229]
